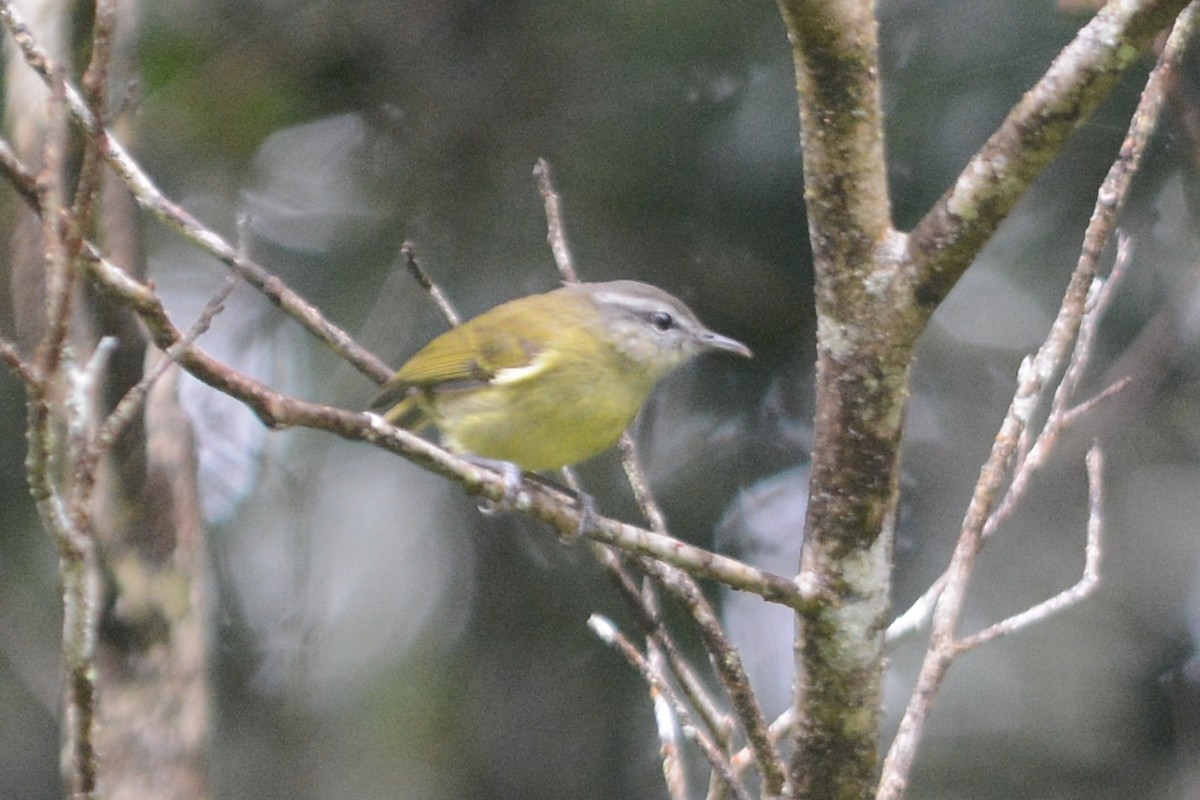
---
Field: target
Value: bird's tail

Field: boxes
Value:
[368,384,428,430]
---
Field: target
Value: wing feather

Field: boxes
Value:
[371,286,584,407]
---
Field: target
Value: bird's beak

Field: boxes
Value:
[701,330,753,359]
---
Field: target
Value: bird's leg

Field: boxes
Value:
[572,490,600,538]
[549,469,600,539]
[463,462,600,539]
[462,455,525,511]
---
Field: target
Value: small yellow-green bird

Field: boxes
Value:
[370,279,752,472]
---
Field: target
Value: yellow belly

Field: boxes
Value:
[430,360,655,471]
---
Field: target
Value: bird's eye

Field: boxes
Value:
[650,311,674,331]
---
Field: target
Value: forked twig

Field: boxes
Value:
[884,241,1130,649]
[877,7,1197,799]
[956,445,1104,652]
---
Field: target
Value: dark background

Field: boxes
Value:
[2,1,1198,797]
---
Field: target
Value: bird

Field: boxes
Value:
[370,279,752,472]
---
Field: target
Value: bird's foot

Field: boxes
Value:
[464,456,525,513]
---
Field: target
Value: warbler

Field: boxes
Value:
[370,279,751,472]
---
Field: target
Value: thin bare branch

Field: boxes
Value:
[33,73,72,380]
[0,335,38,385]
[0,134,40,207]
[605,542,787,796]
[94,275,238,456]
[399,241,461,327]
[988,0,1191,523]
[647,642,690,800]
[617,434,669,534]
[956,444,1104,652]
[884,301,1126,648]
[1059,375,1133,430]
[1053,239,1131,418]
[731,708,795,774]
[588,615,752,800]
[881,145,1113,795]
[1090,230,1134,322]
[533,158,579,284]
[66,337,117,506]
[1057,234,1136,429]
[588,521,751,796]
[70,0,116,232]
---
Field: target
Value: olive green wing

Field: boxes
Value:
[369,293,571,413]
